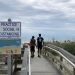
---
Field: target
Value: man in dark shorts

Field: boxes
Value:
[37,34,44,57]
[30,36,36,58]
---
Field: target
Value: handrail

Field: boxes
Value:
[46,44,75,63]
[43,46,75,75]
[44,46,75,68]
[28,48,31,75]
[21,47,31,75]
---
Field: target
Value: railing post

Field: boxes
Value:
[52,58,54,62]
[42,48,44,57]
[73,68,75,75]
[8,53,13,75]
[60,56,63,70]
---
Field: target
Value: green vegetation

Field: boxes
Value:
[45,40,75,56]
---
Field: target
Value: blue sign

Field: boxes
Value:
[0,39,21,47]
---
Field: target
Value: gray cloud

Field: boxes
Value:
[0,2,14,12]
[54,0,70,2]
[0,0,75,41]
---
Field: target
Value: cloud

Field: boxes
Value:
[18,0,35,5]
[0,0,75,41]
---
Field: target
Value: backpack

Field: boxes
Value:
[30,39,36,46]
[38,37,43,42]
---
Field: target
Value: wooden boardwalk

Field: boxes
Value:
[15,48,61,75]
[31,49,61,75]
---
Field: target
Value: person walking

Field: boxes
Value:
[30,36,36,58]
[37,34,44,57]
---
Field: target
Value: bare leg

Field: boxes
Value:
[38,49,41,57]
[31,51,33,57]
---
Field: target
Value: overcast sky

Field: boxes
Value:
[0,0,75,42]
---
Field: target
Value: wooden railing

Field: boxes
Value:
[21,47,31,75]
[42,46,75,75]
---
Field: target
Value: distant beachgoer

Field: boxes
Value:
[37,34,44,57]
[30,36,36,58]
